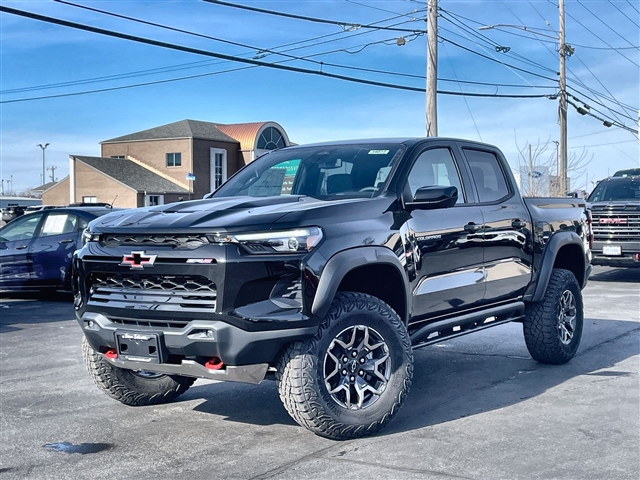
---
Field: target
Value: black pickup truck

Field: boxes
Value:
[74,138,592,440]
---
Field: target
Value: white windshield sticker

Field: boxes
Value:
[368,149,390,155]
[42,215,67,234]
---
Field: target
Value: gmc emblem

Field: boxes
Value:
[599,218,627,225]
[120,251,157,269]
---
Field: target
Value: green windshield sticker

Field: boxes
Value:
[368,150,389,155]
[273,159,301,176]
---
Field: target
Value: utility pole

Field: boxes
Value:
[528,144,533,196]
[47,165,57,182]
[426,0,438,136]
[558,0,568,196]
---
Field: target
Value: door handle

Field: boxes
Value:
[16,245,28,250]
[511,220,527,230]
[464,223,482,233]
[59,239,74,244]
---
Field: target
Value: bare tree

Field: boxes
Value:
[513,132,592,196]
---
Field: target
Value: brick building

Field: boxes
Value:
[43,119,291,208]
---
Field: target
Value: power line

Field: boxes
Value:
[567,89,637,124]
[567,99,638,135]
[343,0,423,19]
[627,0,640,16]
[568,139,637,149]
[442,42,482,141]
[440,37,558,83]
[576,0,639,49]
[608,0,640,29]
[558,1,640,68]
[569,129,617,140]
[202,0,426,33]
[0,6,556,103]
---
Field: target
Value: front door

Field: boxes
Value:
[402,146,485,322]
[0,213,45,288]
[30,212,85,287]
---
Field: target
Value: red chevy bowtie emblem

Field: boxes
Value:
[120,251,157,269]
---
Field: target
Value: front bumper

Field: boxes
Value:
[591,240,640,268]
[80,311,318,382]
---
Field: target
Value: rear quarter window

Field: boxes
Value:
[462,148,510,203]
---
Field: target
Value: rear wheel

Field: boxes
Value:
[276,292,413,440]
[523,268,584,364]
[82,337,195,406]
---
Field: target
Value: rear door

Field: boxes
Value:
[401,144,485,320]
[0,213,45,288]
[458,144,533,302]
[29,212,88,287]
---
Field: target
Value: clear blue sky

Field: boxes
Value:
[1,0,638,194]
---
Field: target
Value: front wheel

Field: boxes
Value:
[276,292,413,440]
[82,337,195,406]
[523,268,584,364]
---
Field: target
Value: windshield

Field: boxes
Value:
[588,178,640,202]
[213,144,405,200]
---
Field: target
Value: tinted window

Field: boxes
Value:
[588,178,640,202]
[0,214,43,242]
[407,148,465,203]
[463,149,510,203]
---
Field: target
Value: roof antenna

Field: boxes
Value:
[110,195,117,208]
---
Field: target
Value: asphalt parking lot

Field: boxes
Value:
[0,266,638,480]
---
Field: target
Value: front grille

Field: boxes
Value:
[88,274,217,315]
[591,209,640,242]
[101,233,209,249]
[109,317,191,329]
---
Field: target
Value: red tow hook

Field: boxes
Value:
[205,357,224,370]
[105,349,118,359]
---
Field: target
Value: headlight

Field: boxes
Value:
[210,227,323,254]
[81,228,101,246]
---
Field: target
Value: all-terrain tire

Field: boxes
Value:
[276,292,413,440]
[82,337,195,406]
[523,268,584,364]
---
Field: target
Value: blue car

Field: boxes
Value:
[0,206,115,291]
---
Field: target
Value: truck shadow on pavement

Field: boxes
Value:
[0,293,75,333]
[589,267,640,283]
[185,318,639,436]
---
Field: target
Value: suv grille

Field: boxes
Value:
[591,209,640,242]
[101,234,209,249]
[88,274,217,314]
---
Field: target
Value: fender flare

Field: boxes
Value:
[310,246,411,324]
[531,231,586,302]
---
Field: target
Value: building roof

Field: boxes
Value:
[215,122,270,151]
[101,119,240,144]
[32,180,59,193]
[74,156,189,193]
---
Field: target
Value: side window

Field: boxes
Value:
[40,213,78,237]
[0,214,43,242]
[463,149,510,203]
[166,153,182,167]
[407,148,465,203]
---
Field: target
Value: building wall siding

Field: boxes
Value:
[42,177,70,206]
[75,162,138,207]
[101,139,191,187]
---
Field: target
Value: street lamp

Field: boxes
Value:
[37,143,49,186]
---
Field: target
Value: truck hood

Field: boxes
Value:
[89,195,376,233]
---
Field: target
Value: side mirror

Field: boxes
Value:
[406,185,458,210]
